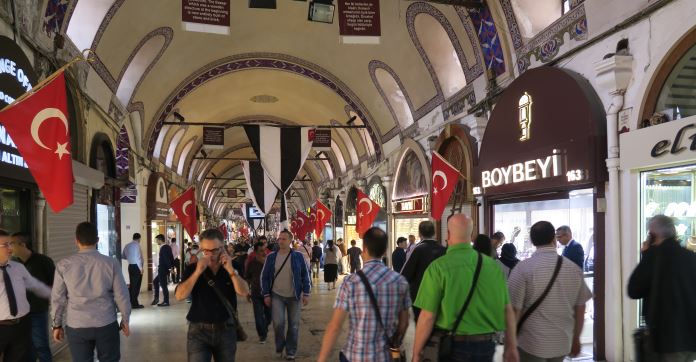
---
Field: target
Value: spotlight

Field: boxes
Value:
[200,149,208,159]
[346,115,357,125]
[173,111,185,122]
[308,0,334,23]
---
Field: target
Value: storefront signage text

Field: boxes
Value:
[0,126,27,168]
[650,123,696,158]
[481,153,561,188]
[393,197,425,214]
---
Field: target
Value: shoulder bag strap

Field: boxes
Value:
[270,252,292,292]
[356,270,395,347]
[449,251,483,336]
[202,271,239,325]
[517,255,563,332]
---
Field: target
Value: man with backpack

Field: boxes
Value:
[317,227,410,362]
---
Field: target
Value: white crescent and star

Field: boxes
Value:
[318,209,325,221]
[358,198,373,215]
[297,218,305,227]
[30,108,70,160]
[433,170,447,194]
[182,200,193,216]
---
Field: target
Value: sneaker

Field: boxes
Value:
[285,355,295,361]
[157,302,170,307]
[150,300,159,306]
[259,338,267,344]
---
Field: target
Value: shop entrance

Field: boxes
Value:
[0,186,31,232]
[492,188,595,349]
[96,203,118,257]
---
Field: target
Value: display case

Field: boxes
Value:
[640,165,696,251]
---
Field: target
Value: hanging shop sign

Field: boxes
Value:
[227,189,237,198]
[203,126,225,150]
[147,173,170,220]
[474,67,606,196]
[393,196,425,214]
[0,36,37,172]
[338,0,381,37]
[312,129,332,149]
[620,115,696,170]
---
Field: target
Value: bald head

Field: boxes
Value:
[447,214,473,245]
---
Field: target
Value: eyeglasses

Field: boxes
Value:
[201,248,221,254]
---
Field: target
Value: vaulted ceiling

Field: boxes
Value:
[55,0,560,215]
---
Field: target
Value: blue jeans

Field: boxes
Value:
[29,311,52,362]
[271,293,301,356]
[187,323,237,362]
[65,322,120,362]
[443,340,495,362]
[251,295,271,340]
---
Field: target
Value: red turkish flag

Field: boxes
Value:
[0,72,73,212]
[170,187,198,239]
[356,189,380,237]
[308,207,317,239]
[315,200,332,238]
[296,210,310,239]
[290,217,298,236]
[431,152,461,220]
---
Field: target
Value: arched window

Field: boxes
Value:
[654,43,696,121]
[164,128,186,168]
[116,33,168,106]
[350,112,376,157]
[414,13,467,97]
[330,140,347,173]
[511,0,565,41]
[371,64,414,129]
[176,138,196,176]
[66,0,118,50]
[152,124,170,159]
[334,127,359,166]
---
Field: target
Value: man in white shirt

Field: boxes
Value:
[0,229,51,360]
[122,233,144,309]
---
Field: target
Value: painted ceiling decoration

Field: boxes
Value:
[462,3,506,77]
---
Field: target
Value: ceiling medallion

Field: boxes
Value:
[250,95,279,104]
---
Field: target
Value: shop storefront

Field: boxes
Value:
[392,144,431,246]
[473,66,607,358]
[433,124,477,238]
[0,35,38,238]
[332,195,343,242]
[344,187,359,244]
[90,133,120,258]
[146,173,169,289]
[621,31,696,341]
[367,177,387,232]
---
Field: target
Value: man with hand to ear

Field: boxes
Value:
[175,229,249,362]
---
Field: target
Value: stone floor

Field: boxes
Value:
[53,274,592,361]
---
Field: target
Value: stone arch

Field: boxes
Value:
[392,138,431,201]
[369,61,415,130]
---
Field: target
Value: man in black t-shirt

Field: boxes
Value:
[347,240,362,273]
[10,232,55,362]
[244,242,271,343]
[175,229,249,362]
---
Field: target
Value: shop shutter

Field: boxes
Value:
[46,184,89,263]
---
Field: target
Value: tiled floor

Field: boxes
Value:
[53,275,594,361]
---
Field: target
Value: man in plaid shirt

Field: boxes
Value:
[318,227,410,362]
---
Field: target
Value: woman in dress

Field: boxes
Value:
[323,239,341,290]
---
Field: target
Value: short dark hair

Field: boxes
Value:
[279,230,293,240]
[530,221,556,246]
[258,235,267,242]
[351,240,356,246]
[76,222,98,245]
[192,244,199,249]
[11,232,32,250]
[155,234,165,242]
[396,237,407,245]
[254,241,265,252]
[491,231,505,241]
[200,229,224,243]
[313,241,318,246]
[133,233,141,240]
[363,227,387,258]
[418,221,435,239]
[0,229,8,237]
[171,238,177,243]
[473,234,492,256]
[556,225,572,234]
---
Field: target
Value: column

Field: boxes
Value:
[34,195,46,254]
[594,54,633,362]
[382,175,394,265]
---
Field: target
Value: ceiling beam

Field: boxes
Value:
[193,156,331,161]
[162,122,365,129]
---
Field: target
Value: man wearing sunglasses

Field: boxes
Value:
[175,229,249,362]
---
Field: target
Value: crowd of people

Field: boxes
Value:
[1,212,695,361]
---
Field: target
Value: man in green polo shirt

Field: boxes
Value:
[412,214,519,362]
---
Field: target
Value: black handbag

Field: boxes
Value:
[356,270,406,362]
[202,270,248,342]
[421,252,483,362]
[517,255,563,333]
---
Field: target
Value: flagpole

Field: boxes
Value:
[433,151,469,181]
[0,49,96,113]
